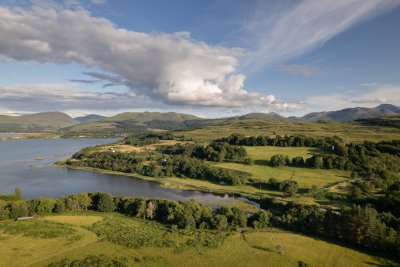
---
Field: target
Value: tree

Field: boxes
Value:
[0,200,9,220]
[15,187,22,200]
[279,180,298,197]
[65,193,91,211]
[292,156,305,167]
[306,156,323,169]
[243,157,254,165]
[95,193,115,212]
[53,199,65,213]
[146,201,155,219]
[37,199,57,213]
[249,210,270,229]
[270,154,290,167]
[211,214,228,230]
[9,201,29,219]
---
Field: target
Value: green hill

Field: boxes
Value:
[61,112,204,134]
[0,112,79,132]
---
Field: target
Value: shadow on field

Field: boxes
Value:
[363,261,398,267]
[254,159,270,166]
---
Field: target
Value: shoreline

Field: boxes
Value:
[54,160,262,205]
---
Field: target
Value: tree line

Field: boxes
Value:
[124,132,174,146]
[216,134,342,151]
[0,191,270,231]
[260,198,400,256]
[158,141,247,162]
[70,151,248,185]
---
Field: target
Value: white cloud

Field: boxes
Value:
[0,83,164,114]
[302,84,400,113]
[0,5,293,112]
[240,0,400,72]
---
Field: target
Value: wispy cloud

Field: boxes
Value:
[240,0,400,72]
[69,79,99,84]
[275,64,319,76]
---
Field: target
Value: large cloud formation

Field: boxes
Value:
[0,5,289,110]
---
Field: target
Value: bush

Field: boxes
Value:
[9,201,29,219]
[270,154,290,167]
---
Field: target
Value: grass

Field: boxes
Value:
[43,215,104,227]
[179,119,400,143]
[91,214,231,250]
[0,220,78,239]
[214,162,349,189]
[0,213,394,267]
[244,146,328,162]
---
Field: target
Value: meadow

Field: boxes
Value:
[0,213,393,267]
[179,119,400,143]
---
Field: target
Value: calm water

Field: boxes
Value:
[0,133,23,137]
[0,139,238,204]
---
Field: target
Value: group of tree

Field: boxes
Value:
[266,139,400,180]
[216,134,342,151]
[71,151,248,185]
[265,178,299,196]
[269,154,356,170]
[260,198,400,256]
[0,192,270,231]
[124,132,174,146]
[158,141,247,162]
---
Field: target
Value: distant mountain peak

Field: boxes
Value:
[301,104,400,122]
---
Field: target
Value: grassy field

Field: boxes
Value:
[244,146,328,162]
[179,119,400,143]
[0,213,393,267]
[215,162,349,189]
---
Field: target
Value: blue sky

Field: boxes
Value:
[0,0,399,117]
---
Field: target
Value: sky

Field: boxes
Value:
[0,0,400,118]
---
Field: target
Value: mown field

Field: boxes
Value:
[0,213,393,267]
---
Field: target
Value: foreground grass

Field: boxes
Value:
[0,213,394,267]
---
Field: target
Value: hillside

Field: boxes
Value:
[226,112,289,122]
[0,112,79,132]
[0,213,392,267]
[301,104,400,122]
[61,112,204,134]
[75,114,106,123]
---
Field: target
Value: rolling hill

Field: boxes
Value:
[0,112,79,132]
[61,112,204,134]
[75,114,106,123]
[301,104,400,122]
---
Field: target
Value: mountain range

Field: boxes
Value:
[299,104,400,122]
[0,104,399,133]
[0,112,78,132]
